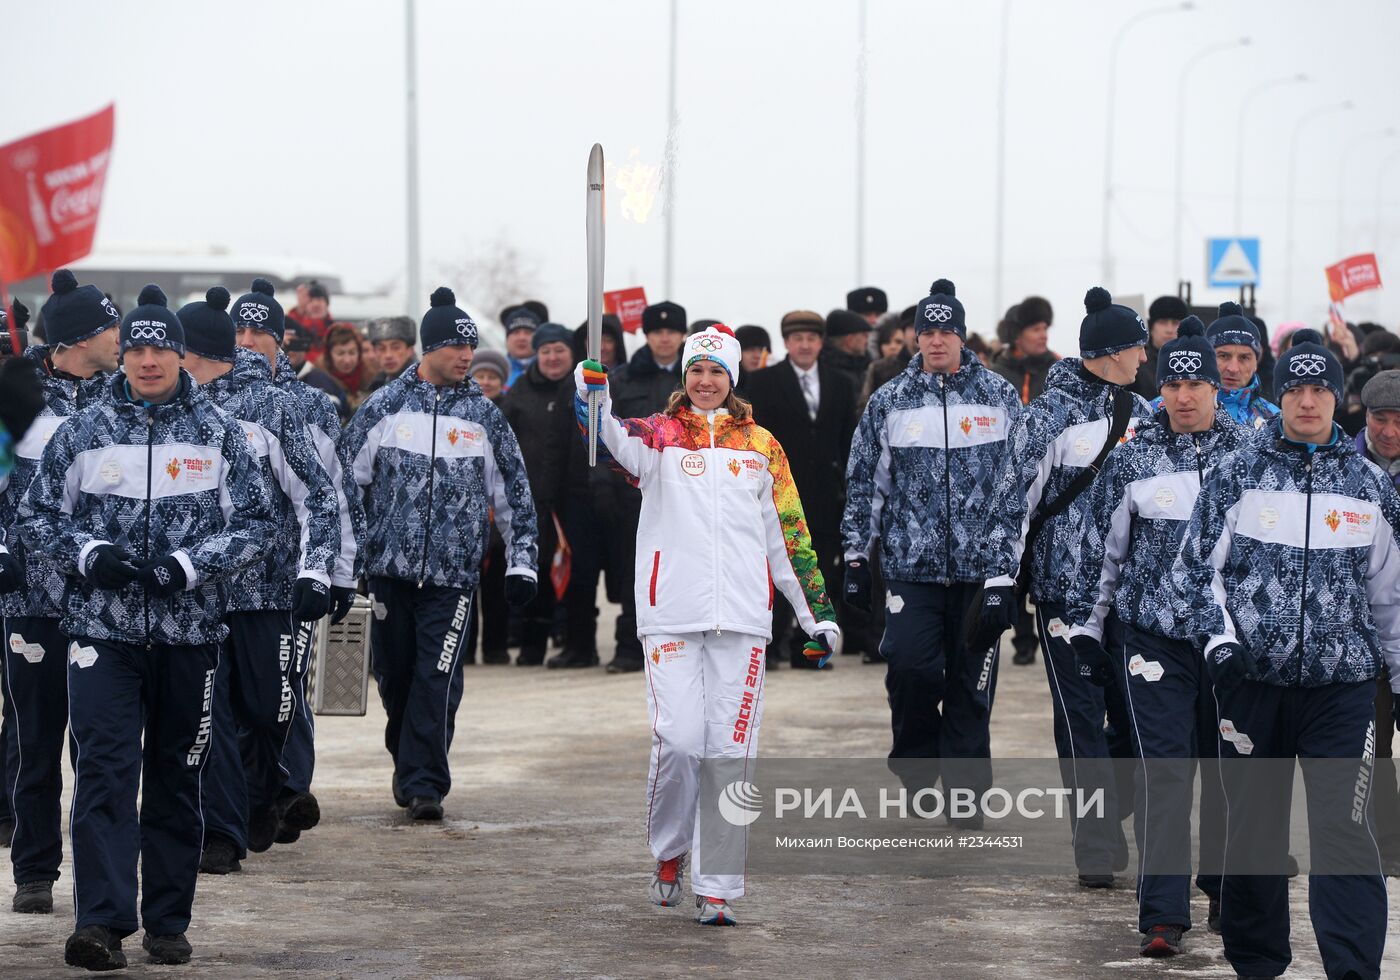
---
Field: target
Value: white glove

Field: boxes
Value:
[574,360,609,401]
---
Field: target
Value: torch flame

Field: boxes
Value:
[612,148,661,224]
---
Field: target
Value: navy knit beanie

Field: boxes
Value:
[916,279,966,339]
[178,287,235,362]
[531,322,572,352]
[1206,301,1261,355]
[1079,287,1148,359]
[420,287,478,353]
[1275,328,1343,403]
[41,269,120,348]
[120,284,185,356]
[1156,315,1219,389]
[232,278,285,343]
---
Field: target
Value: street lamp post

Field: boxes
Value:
[1233,73,1308,234]
[663,0,678,300]
[855,0,867,286]
[1100,1,1194,289]
[1173,36,1250,285]
[1338,127,1398,255]
[404,0,421,317]
[1374,147,1400,266]
[1285,100,1354,315]
[993,0,1011,317]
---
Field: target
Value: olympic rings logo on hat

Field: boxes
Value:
[1168,352,1202,374]
[238,304,269,322]
[1290,354,1327,376]
[127,325,167,342]
[695,336,724,352]
[924,304,953,323]
[455,319,476,337]
[101,298,119,320]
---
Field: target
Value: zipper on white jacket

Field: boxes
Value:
[708,410,722,636]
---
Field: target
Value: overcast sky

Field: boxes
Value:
[8,0,1400,349]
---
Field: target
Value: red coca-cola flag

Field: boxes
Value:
[604,286,648,334]
[0,104,115,284]
[1326,253,1383,302]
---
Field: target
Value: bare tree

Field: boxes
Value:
[437,233,543,321]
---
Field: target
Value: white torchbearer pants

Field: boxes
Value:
[642,630,767,900]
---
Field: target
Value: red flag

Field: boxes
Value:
[0,105,115,284]
[604,286,648,334]
[550,512,571,601]
[1325,253,1383,303]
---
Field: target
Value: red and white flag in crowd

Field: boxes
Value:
[0,104,115,285]
[1326,253,1383,303]
[604,286,648,334]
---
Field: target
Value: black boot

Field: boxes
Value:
[546,648,599,669]
[200,833,241,875]
[409,797,444,821]
[278,790,321,832]
[142,931,192,965]
[65,925,127,971]
[13,880,53,913]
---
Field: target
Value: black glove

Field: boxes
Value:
[844,558,872,612]
[0,550,24,594]
[1204,641,1249,695]
[0,356,44,447]
[329,585,358,625]
[1392,696,1400,734]
[85,545,139,590]
[1069,634,1114,688]
[135,554,187,597]
[504,573,537,609]
[292,577,332,623]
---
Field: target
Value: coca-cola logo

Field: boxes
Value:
[50,179,104,226]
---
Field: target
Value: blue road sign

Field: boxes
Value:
[1207,237,1261,287]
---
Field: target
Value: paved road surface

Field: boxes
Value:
[2,617,1396,978]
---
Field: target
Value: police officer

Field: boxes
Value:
[234,279,363,839]
[1067,317,1242,956]
[20,285,274,970]
[0,271,118,915]
[179,288,340,871]
[1173,329,1398,980]
[979,287,1151,885]
[340,287,537,819]
[843,281,1021,809]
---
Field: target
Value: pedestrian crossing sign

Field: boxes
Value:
[1207,237,1261,288]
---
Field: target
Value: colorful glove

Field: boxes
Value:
[803,626,842,669]
[329,585,358,625]
[135,554,188,597]
[1204,641,1249,695]
[0,549,23,594]
[1069,634,1114,688]
[85,545,139,590]
[843,558,872,612]
[504,573,537,609]
[574,359,608,399]
[292,577,332,623]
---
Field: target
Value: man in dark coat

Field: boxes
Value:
[501,323,577,665]
[1129,294,1188,399]
[990,295,1058,407]
[748,310,864,667]
[599,301,686,673]
[820,309,874,400]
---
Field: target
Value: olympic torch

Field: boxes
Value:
[586,143,605,467]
